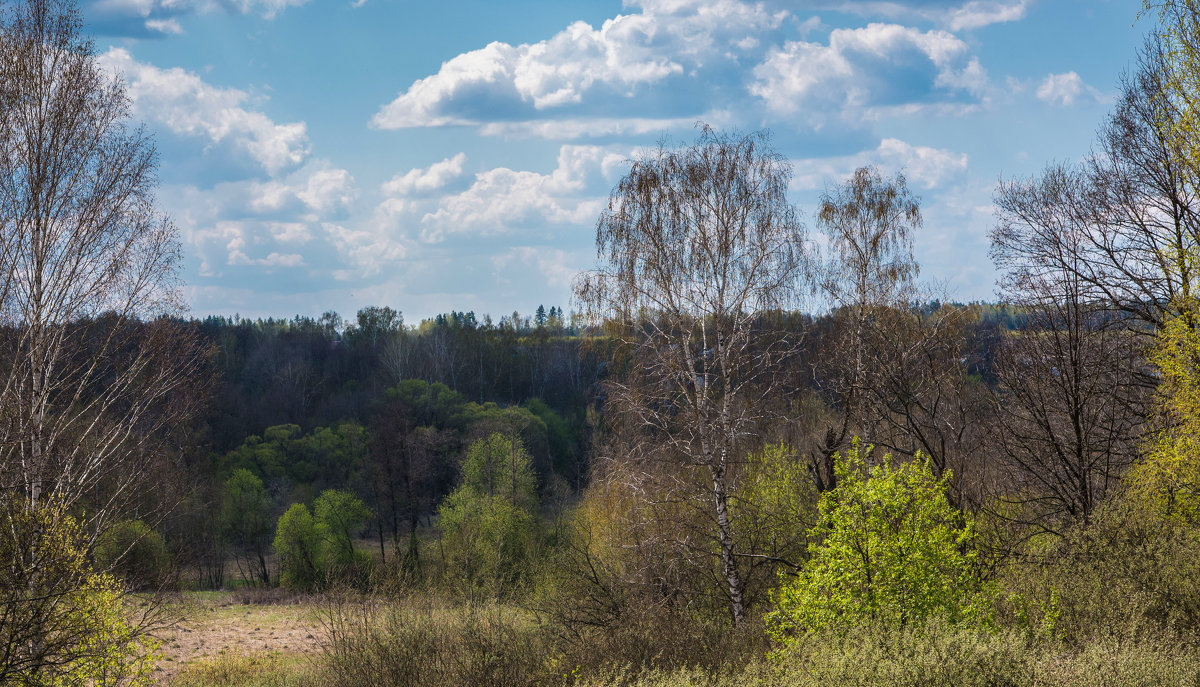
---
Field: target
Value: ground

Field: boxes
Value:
[152,591,324,685]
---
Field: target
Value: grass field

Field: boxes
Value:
[153,591,325,686]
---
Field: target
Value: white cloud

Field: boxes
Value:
[294,163,358,213]
[371,0,784,130]
[268,222,313,243]
[943,0,1029,30]
[99,48,310,175]
[493,246,583,291]
[1035,71,1104,107]
[193,221,305,272]
[324,222,408,280]
[792,137,968,190]
[750,23,986,125]
[416,145,625,242]
[382,153,469,196]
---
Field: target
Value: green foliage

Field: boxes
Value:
[996,495,1200,644]
[221,423,367,504]
[274,504,323,591]
[1130,303,1200,529]
[222,469,273,570]
[0,502,158,685]
[438,433,539,594]
[524,397,576,475]
[93,519,170,591]
[768,442,983,640]
[313,489,370,570]
[733,444,818,572]
[458,433,538,510]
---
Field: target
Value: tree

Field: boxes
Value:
[313,488,370,572]
[0,0,202,516]
[992,94,1152,533]
[274,503,323,591]
[575,127,808,625]
[766,442,983,639]
[221,469,273,585]
[0,0,204,678]
[0,501,157,685]
[1130,300,1200,528]
[990,34,1200,335]
[438,433,539,594]
[808,167,922,491]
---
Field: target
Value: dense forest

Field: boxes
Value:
[8,0,1200,686]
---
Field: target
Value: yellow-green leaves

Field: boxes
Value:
[1131,299,1200,528]
[767,442,984,642]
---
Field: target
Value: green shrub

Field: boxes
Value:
[274,504,323,591]
[313,489,372,585]
[94,519,170,590]
[768,442,985,641]
[438,433,539,595]
[0,502,158,685]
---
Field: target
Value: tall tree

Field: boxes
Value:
[808,167,922,490]
[0,0,203,680]
[575,127,808,625]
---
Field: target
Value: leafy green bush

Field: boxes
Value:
[94,519,170,590]
[313,490,369,564]
[0,502,158,685]
[274,504,323,591]
[438,433,539,595]
[768,442,984,640]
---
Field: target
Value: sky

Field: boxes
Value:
[85,0,1150,322]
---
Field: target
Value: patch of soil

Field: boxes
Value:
[152,595,324,684]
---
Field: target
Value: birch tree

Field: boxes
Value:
[575,127,808,625]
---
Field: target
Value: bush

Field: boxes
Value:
[322,595,550,687]
[438,433,539,595]
[313,489,370,574]
[94,519,170,590]
[996,496,1200,644]
[768,442,985,640]
[274,504,323,591]
[0,501,158,685]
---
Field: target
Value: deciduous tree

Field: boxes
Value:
[575,127,808,625]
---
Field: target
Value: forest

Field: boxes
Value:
[5,0,1200,686]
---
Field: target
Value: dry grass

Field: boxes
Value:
[153,591,324,686]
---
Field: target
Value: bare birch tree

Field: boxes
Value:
[807,167,921,490]
[0,0,205,679]
[575,127,808,625]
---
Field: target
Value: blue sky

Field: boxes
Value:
[88,0,1148,322]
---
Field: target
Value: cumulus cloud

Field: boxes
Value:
[493,246,584,291]
[750,23,987,125]
[792,137,969,190]
[415,145,626,243]
[382,153,469,196]
[99,48,310,175]
[324,222,409,280]
[192,221,305,273]
[371,0,785,130]
[1035,71,1105,107]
